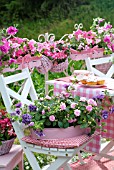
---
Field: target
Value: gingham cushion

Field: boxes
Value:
[21,132,99,149]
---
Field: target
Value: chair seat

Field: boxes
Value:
[22,132,99,149]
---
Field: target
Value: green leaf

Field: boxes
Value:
[53,121,57,127]
[58,121,63,128]
[63,122,69,128]
[80,123,88,128]
[35,114,40,121]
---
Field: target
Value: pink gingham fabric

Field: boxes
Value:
[53,80,114,153]
[22,132,99,149]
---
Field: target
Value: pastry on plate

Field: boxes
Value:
[80,76,88,84]
[97,78,105,85]
[86,77,97,85]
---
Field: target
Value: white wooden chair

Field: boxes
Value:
[85,54,114,161]
[0,67,97,170]
[85,53,114,78]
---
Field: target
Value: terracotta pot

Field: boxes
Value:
[0,138,15,156]
[30,125,90,140]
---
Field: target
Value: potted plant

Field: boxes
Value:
[0,26,41,73]
[90,17,114,73]
[9,85,112,140]
[0,109,16,155]
[37,40,70,73]
[68,25,105,61]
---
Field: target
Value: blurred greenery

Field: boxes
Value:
[1,0,114,40]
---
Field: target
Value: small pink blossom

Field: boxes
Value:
[87,99,96,105]
[71,102,76,109]
[68,119,74,123]
[6,26,18,35]
[86,105,93,112]
[60,102,66,110]
[80,97,86,102]
[9,58,16,64]
[49,115,55,122]
[74,109,81,116]
[45,95,51,100]
[42,110,45,115]
[103,35,111,43]
[29,122,34,126]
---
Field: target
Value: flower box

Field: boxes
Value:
[70,47,104,61]
[2,55,41,73]
[30,126,90,140]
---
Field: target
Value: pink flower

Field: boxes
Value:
[42,110,45,115]
[68,119,74,123]
[103,35,111,43]
[80,97,86,102]
[74,109,81,116]
[86,105,93,112]
[87,99,96,105]
[6,26,18,35]
[71,102,76,109]
[49,115,55,122]
[60,102,66,110]
[9,58,16,64]
[111,44,114,52]
[45,95,51,100]
[29,122,34,126]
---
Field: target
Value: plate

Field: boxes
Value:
[78,82,107,88]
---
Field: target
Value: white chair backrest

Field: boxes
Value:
[0,68,38,114]
[85,54,114,78]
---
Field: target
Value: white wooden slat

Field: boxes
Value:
[106,65,114,77]
[6,87,33,105]
[24,67,38,101]
[91,67,106,77]
[0,75,13,113]
[21,79,31,99]
[90,56,112,65]
[4,72,28,84]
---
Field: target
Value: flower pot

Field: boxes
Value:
[50,59,68,73]
[0,138,15,156]
[30,125,90,140]
[36,55,53,74]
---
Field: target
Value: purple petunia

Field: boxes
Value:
[102,110,108,119]
[63,84,70,89]
[15,108,21,115]
[29,104,37,112]
[93,94,105,101]
[22,114,32,124]
[35,130,45,137]
[15,102,22,108]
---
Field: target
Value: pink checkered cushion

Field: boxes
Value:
[21,132,99,149]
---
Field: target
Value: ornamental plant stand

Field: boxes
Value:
[0,67,98,170]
